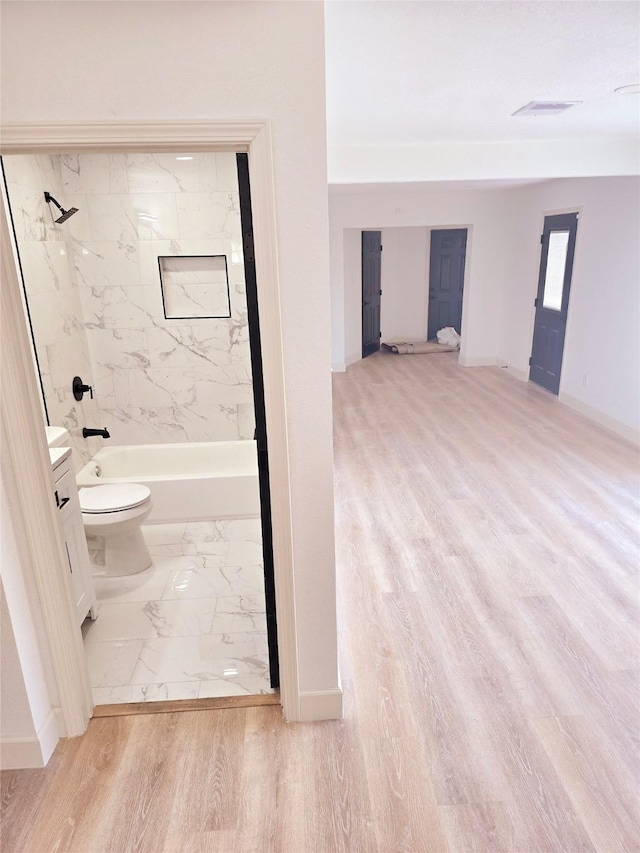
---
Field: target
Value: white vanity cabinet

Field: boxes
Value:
[50,448,97,626]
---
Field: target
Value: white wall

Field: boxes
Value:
[498,176,640,436]
[1,1,339,713]
[380,227,429,342]
[1,582,36,743]
[330,186,517,367]
[1,469,58,768]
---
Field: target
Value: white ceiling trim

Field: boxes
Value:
[328,138,640,185]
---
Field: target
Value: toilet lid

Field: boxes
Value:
[79,483,151,513]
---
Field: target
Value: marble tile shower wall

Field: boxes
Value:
[61,152,255,444]
[3,155,103,469]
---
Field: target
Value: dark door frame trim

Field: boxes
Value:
[237,153,279,689]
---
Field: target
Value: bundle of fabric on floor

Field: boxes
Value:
[381,327,461,355]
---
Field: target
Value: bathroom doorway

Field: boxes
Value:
[2,148,279,710]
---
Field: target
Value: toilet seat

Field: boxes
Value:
[79,483,151,514]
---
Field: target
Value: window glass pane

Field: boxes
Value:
[542,230,569,311]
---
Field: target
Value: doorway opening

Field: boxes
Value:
[529,212,579,395]
[361,230,382,358]
[428,228,467,341]
[2,149,279,712]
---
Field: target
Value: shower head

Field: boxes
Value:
[44,191,78,224]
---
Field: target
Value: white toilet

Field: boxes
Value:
[79,484,153,577]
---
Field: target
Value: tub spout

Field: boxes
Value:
[82,427,110,439]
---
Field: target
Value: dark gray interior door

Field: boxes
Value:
[529,212,578,395]
[362,231,382,358]
[428,229,467,340]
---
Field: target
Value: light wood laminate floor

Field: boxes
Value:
[2,353,639,852]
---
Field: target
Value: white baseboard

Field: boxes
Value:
[458,355,497,368]
[298,687,343,721]
[54,706,66,737]
[559,392,639,444]
[0,709,59,770]
[495,361,529,381]
[333,353,360,372]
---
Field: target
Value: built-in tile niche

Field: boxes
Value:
[159,255,231,319]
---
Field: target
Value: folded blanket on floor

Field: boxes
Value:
[381,341,458,355]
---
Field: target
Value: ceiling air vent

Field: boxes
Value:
[512,101,581,116]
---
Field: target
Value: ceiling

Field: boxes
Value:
[324,1,640,147]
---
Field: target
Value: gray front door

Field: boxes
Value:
[428,229,467,341]
[529,212,579,395]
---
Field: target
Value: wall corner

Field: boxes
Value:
[297,686,343,722]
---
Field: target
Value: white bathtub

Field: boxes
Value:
[76,441,260,524]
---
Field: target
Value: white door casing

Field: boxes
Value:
[0,120,300,732]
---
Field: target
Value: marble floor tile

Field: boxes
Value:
[93,566,173,605]
[92,682,200,705]
[211,611,267,634]
[141,543,187,557]
[142,523,186,551]
[182,521,222,543]
[144,598,218,638]
[147,555,207,572]
[227,540,264,566]
[222,518,263,542]
[212,594,267,633]
[84,640,144,688]
[183,518,261,544]
[151,553,225,577]
[209,631,269,659]
[162,563,265,599]
[216,593,265,613]
[83,521,270,704]
[83,598,218,642]
[130,633,269,684]
[198,676,274,698]
[84,602,159,642]
[185,541,231,559]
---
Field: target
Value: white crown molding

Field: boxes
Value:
[0,120,267,152]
